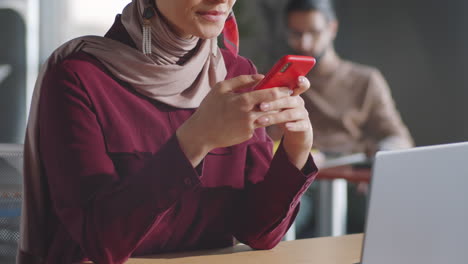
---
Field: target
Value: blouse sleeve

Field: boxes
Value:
[39,61,202,264]
[233,129,318,249]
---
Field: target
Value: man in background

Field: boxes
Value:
[274,0,414,237]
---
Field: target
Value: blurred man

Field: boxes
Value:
[275,0,414,155]
[278,0,414,238]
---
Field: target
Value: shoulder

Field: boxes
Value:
[45,51,113,88]
[45,36,114,77]
[220,49,257,79]
[341,60,389,89]
[341,60,382,79]
[41,51,115,104]
[57,51,107,75]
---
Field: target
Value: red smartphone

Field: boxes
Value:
[253,55,316,90]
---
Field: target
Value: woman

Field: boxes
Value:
[19,0,317,263]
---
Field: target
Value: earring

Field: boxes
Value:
[142,6,155,55]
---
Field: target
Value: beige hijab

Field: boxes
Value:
[18,0,227,262]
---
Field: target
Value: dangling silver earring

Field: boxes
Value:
[142,7,155,56]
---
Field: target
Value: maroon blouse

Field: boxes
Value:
[37,17,317,264]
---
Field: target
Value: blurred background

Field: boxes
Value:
[1,0,467,146]
[0,0,467,262]
[236,0,468,147]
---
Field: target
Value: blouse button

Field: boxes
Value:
[184,178,192,185]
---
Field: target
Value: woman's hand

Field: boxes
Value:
[256,76,313,170]
[177,74,292,167]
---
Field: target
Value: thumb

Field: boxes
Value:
[218,74,264,93]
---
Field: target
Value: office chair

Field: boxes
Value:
[0,144,23,264]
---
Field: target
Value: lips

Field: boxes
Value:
[198,10,226,15]
[196,10,226,22]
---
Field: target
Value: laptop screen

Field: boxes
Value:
[360,142,468,264]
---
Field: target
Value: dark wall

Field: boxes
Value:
[0,8,26,144]
[239,0,468,147]
[333,0,468,146]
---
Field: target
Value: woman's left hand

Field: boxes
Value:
[256,76,313,170]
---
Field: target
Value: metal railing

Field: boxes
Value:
[0,143,23,264]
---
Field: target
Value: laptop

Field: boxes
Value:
[359,142,468,264]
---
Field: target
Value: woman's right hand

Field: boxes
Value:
[177,74,292,167]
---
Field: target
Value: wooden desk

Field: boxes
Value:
[128,234,363,264]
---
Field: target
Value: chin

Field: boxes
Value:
[195,26,224,39]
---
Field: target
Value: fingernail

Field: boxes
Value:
[260,103,270,111]
[298,76,307,83]
[258,116,270,125]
